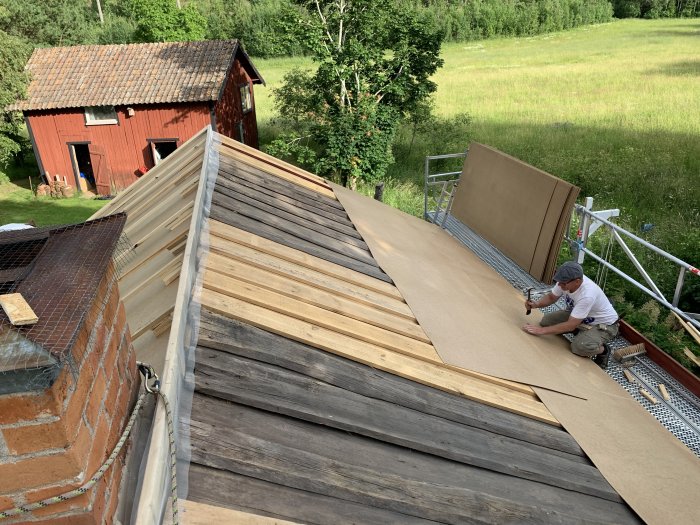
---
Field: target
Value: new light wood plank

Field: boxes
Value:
[209,220,401,300]
[177,499,303,525]
[207,253,430,343]
[203,270,440,362]
[200,289,557,424]
[0,293,38,326]
[208,234,413,319]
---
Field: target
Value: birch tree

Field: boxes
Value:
[270,0,443,187]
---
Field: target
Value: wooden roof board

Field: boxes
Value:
[115,129,637,523]
[210,160,393,283]
[89,128,207,370]
[188,312,639,523]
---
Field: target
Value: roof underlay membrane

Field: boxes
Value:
[98,127,699,524]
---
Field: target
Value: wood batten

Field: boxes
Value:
[203,219,551,423]
[209,220,400,300]
[89,128,208,369]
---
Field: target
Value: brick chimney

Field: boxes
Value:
[0,216,138,524]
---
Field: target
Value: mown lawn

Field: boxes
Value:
[0,162,108,227]
[252,18,700,368]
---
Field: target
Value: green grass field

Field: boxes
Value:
[254,19,699,243]
[252,19,700,367]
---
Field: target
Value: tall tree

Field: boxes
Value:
[127,0,207,42]
[0,30,31,179]
[269,0,443,187]
[0,0,98,46]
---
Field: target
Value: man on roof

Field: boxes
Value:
[521,261,619,368]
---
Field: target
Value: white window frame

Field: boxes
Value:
[239,84,252,114]
[84,106,118,126]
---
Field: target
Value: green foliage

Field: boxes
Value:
[0,30,31,179]
[202,0,305,57]
[271,1,444,186]
[127,0,207,42]
[611,0,698,18]
[0,0,100,46]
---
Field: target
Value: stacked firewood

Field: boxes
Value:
[36,174,74,198]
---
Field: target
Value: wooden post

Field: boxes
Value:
[374,182,385,202]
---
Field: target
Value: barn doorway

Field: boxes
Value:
[149,139,178,166]
[68,143,96,193]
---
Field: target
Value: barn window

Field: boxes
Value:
[240,84,252,114]
[84,106,118,125]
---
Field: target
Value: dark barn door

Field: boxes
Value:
[88,144,112,195]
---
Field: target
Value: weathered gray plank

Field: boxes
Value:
[189,396,640,524]
[197,311,583,456]
[216,167,356,226]
[214,183,369,249]
[215,175,362,239]
[195,348,617,501]
[212,190,377,266]
[218,158,346,213]
[209,205,392,283]
[188,464,441,525]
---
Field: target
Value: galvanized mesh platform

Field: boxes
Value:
[431,211,700,457]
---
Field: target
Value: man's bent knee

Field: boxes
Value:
[571,336,603,357]
[540,310,570,328]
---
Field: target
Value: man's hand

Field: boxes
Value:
[525,299,537,313]
[522,323,546,336]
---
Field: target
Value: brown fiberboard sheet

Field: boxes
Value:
[450,143,578,282]
[535,378,700,525]
[335,184,700,524]
[333,183,587,399]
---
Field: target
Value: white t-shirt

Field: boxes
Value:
[551,276,618,325]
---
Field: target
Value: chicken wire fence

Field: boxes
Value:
[0,214,133,394]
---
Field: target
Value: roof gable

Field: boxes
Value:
[11,40,264,111]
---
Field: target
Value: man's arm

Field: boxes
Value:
[525,292,558,312]
[522,316,583,336]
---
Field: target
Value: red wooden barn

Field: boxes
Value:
[10,40,264,195]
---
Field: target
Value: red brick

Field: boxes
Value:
[2,419,69,456]
[103,374,120,422]
[86,413,111,477]
[0,451,81,493]
[102,330,120,386]
[0,495,15,512]
[29,512,96,525]
[62,366,104,443]
[89,469,110,524]
[84,368,107,433]
[116,302,127,336]
[68,420,94,474]
[105,458,125,523]
[0,389,60,425]
[25,481,91,518]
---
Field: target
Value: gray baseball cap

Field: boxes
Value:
[554,261,583,283]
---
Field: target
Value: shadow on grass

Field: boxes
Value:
[646,59,700,76]
[0,195,107,227]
